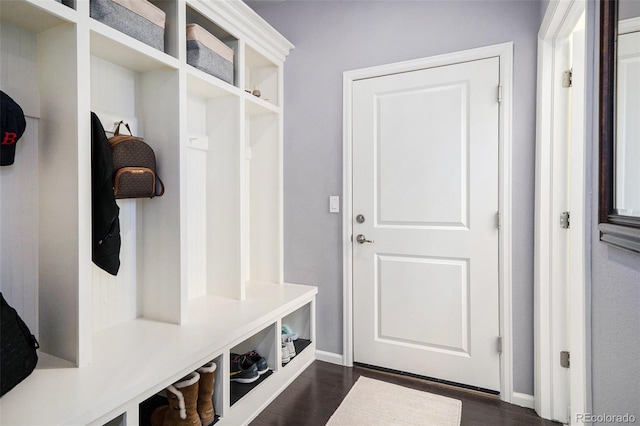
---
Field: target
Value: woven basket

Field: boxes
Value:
[90,0,166,51]
[186,24,234,85]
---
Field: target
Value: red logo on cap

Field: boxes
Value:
[2,132,18,145]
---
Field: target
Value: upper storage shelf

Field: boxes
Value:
[89,21,180,72]
[185,4,239,89]
[89,0,180,72]
[0,0,77,33]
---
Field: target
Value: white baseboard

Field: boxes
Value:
[315,350,345,365]
[511,392,535,409]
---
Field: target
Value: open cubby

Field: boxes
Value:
[140,394,221,426]
[139,354,223,426]
[227,323,277,406]
[0,6,82,366]
[231,324,277,372]
[185,87,242,300]
[282,302,313,341]
[90,53,182,330]
[88,0,180,60]
[282,302,314,366]
[245,44,279,106]
[0,2,311,425]
[186,4,239,87]
[246,112,281,285]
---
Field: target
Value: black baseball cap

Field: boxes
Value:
[1,91,27,166]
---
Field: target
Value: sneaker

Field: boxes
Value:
[282,336,296,358]
[245,350,268,375]
[281,343,291,365]
[281,324,299,341]
[230,354,259,383]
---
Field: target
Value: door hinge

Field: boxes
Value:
[496,211,501,230]
[560,211,570,229]
[497,85,502,103]
[562,69,573,88]
[497,336,503,354]
[560,351,570,368]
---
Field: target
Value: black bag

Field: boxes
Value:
[0,292,39,396]
[109,121,165,199]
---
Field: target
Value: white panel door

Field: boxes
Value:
[352,57,501,391]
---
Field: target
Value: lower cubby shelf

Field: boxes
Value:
[220,341,316,426]
[295,338,313,354]
[228,340,313,408]
[0,282,317,426]
[230,370,274,406]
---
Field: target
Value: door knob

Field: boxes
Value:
[356,234,374,244]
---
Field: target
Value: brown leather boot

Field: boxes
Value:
[151,372,202,426]
[196,362,217,426]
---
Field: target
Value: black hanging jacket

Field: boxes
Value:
[91,112,121,275]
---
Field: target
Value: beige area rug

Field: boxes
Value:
[326,376,462,426]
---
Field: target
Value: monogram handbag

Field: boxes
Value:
[1,292,39,396]
[109,121,165,199]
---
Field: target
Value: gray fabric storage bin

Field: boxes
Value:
[90,0,165,52]
[186,24,234,85]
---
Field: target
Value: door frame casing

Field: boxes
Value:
[342,42,515,403]
[534,0,589,423]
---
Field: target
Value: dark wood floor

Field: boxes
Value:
[250,361,560,426]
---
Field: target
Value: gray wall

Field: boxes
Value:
[620,0,640,20]
[248,0,542,395]
[587,0,640,420]
[591,241,640,420]
[540,0,550,19]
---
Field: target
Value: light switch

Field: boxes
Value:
[329,196,340,213]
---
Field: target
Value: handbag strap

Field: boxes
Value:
[114,121,133,137]
[155,175,165,197]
